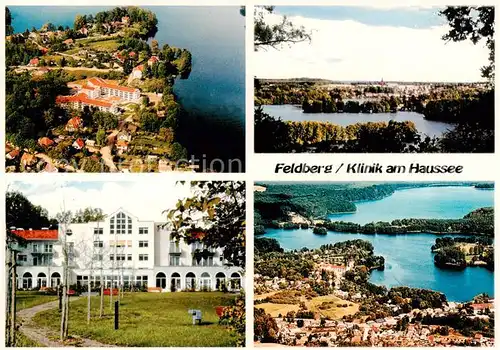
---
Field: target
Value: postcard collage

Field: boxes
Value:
[1,1,497,348]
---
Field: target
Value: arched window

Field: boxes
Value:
[37,272,47,288]
[171,272,181,292]
[230,272,241,290]
[156,272,166,289]
[51,272,61,287]
[110,212,132,235]
[23,272,33,289]
[200,272,211,291]
[215,272,226,291]
[185,272,196,290]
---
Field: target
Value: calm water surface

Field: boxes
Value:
[262,104,454,138]
[263,186,494,302]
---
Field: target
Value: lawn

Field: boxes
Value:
[13,331,45,347]
[256,303,299,317]
[86,39,120,52]
[16,291,58,311]
[32,292,240,347]
[255,293,358,320]
[306,294,359,320]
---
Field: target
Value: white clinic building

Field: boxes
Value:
[13,209,244,292]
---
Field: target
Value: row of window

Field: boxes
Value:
[93,227,149,235]
[32,243,53,253]
[93,240,149,248]
[90,254,216,266]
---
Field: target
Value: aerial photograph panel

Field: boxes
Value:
[254,6,494,153]
[5,6,245,173]
[254,182,494,346]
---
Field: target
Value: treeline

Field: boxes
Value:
[254,250,315,281]
[5,71,69,149]
[434,246,467,269]
[431,236,493,251]
[254,183,401,227]
[317,207,494,236]
[75,6,158,39]
[423,90,494,127]
[255,107,494,153]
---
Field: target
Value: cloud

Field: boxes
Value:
[254,12,489,82]
[8,180,192,222]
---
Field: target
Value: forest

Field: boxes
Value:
[254,183,492,231]
[317,207,494,236]
[255,105,494,153]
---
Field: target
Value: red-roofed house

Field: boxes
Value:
[11,229,60,289]
[66,116,83,132]
[20,153,37,167]
[72,138,85,150]
[131,64,144,79]
[38,137,54,148]
[116,140,129,153]
[6,149,20,160]
[129,51,136,58]
[40,47,49,55]
[471,303,493,314]
[63,38,74,45]
[148,56,159,66]
[28,57,40,67]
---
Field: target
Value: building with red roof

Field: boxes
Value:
[28,57,39,67]
[65,116,83,132]
[11,209,244,292]
[38,137,54,148]
[72,138,85,150]
[148,56,159,66]
[11,229,58,241]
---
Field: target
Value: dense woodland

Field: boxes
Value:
[254,183,493,233]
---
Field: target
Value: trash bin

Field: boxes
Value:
[188,309,202,325]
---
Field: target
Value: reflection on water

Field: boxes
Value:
[262,104,454,138]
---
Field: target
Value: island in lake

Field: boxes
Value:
[254,182,494,347]
[254,6,494,153]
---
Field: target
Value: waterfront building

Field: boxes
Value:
[12,209,244,292]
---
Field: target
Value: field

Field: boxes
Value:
[256,303,300,317]
[16,291,58,311]
[31,292,239,347]
[305,294,359,319]
[256,293,358,320]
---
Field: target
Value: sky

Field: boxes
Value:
[7,180,192,222]
[254,6,490,82]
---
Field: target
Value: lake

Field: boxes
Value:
[262,104,454,138]
[10,6,245,171]
[262,186,494,302]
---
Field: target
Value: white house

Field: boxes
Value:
[13,209,244,292]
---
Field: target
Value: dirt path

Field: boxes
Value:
[17,298,115,347]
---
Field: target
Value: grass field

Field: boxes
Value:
[32,292,239,347]
[256,303,299,317]
[13,331,45,347]
[306,294,359,319]
[256,293,358,320]
[16,291,58,311]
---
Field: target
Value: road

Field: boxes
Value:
[17,298,115,347]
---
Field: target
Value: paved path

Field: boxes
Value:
[17,298,115,347]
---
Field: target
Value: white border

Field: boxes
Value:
[1,1,499,348]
